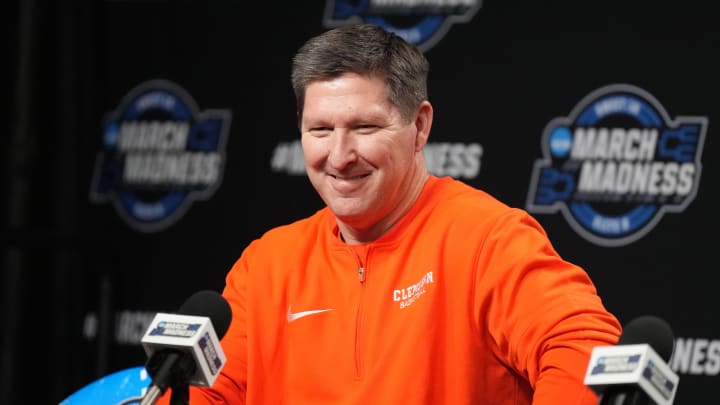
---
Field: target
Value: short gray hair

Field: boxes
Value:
[291,23,429,124]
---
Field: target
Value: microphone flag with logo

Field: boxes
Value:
[139,290,232,405]
[584,315,679,405]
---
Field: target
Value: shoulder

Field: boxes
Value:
[230,207,333,274]
[430,176,517,219]
[254,207,331,246]
[423,176,547,238]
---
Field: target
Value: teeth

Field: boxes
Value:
[330,174,365,180]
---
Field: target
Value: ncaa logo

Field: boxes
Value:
[90,79,232,232]
[526,84,707,247]
[324,0,482,52]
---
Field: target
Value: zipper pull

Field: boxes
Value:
[358,267,365,283]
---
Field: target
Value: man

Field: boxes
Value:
[160,23,621,404]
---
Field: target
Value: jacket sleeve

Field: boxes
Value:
[475,209,622,405]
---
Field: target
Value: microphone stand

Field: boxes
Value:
[170,382,189,405]
[598,388,653,405]
[140,350,194,405]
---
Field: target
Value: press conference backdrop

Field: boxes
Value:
[3,1,718,404]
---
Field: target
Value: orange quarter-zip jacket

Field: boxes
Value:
[162,175,621,404]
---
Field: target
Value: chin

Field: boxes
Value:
[328,202,369,221]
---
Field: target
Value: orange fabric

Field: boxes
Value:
[158,175,621,404]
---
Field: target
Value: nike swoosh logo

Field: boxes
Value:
[287,305,333,323]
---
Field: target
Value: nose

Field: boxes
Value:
[327,130,358,170]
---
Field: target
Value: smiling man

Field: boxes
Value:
[156,23,622,405]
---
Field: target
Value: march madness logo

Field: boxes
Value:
[90,79,232,232]
[526,84,707,247]
[323,0,482,51]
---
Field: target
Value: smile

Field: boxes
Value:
[330,173,370,180]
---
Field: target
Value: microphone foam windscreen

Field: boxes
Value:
[618,315,675,361]
[178,290,232,338]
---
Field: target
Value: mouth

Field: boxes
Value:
[329,173,370,180]
[326,172,371,193]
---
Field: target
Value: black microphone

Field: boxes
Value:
[139,290,232,405]
[584,315,679,405]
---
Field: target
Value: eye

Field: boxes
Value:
[355,124,379,134]
[307,127,332,137]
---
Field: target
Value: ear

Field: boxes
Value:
[413,101,433,152]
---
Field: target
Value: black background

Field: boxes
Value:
[3,0,717,403]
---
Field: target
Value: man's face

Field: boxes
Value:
[300,72,423,231]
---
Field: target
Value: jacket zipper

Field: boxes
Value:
[351,248,367,379]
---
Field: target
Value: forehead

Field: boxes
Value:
[302,73,394,119]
